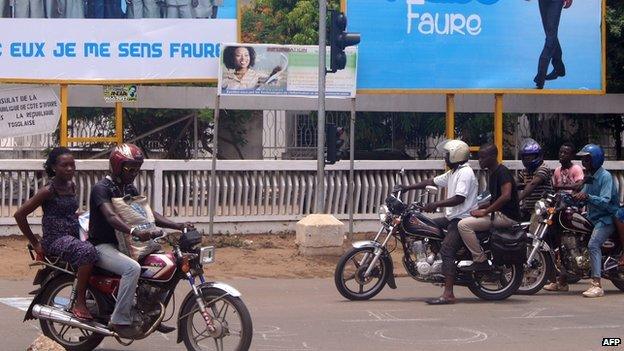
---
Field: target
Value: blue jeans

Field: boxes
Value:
[588,224,614,279]
[94,244,141,325]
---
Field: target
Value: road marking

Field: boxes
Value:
[0,297,33,312]
[343,310,440,323]
[370,327,488,345]
[503,307,574,319]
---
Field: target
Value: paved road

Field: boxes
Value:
[1,277,623,351]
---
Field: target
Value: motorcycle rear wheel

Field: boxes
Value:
[467,263,524,300]
[334,247,389,300]
[39,275,104,351]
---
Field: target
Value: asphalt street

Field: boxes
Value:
[1,277,623,351]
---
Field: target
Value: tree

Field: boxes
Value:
[606,0,624,93]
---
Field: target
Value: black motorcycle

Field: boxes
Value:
[334,186,526,301]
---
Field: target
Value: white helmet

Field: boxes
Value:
[441,139,470,164]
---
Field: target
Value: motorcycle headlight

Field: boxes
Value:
[378,204,390,223]
[534,200,547,216]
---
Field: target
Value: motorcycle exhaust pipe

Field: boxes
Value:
[31,304,116,337]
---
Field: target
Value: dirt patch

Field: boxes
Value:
[0,233,394,280]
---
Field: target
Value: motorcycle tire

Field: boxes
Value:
[609,271,624,292]
[334,246,389,301]
[517,249,556,295]
[39,275,105,351]
[179,287,253,351]
[468,263,524,301]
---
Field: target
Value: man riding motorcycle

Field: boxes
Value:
[88,143,191,337]
[395,139,479,305]
[573,144,619,298]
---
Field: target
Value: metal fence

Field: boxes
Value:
[3,160,624,228]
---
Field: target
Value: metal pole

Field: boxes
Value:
[494,93,504,163]
[208,96,220,236]
[316,0,327,214]
[194,113,198,159]
[115,102,123,145]
[348,97,356,238]
[60,84,68,147]
[445,94,455,140]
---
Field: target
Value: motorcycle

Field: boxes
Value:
[24,229,253,351]
[520,191,624,294]
[334,186,526,301]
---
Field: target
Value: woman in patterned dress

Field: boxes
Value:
[14,147,98,320]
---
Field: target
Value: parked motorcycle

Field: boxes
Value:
[334,186,525,301]
[520,192,624,294]
[24,229,253,351]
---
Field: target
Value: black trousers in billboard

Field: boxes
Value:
[534,0,565,89]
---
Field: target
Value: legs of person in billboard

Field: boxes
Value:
[0,0,7,18]
[534,0,564,89]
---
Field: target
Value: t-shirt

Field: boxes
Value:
[489,164,521,221]
[433,163,479,220]
[552,164,584,193]
[88,177,139,246]
[519,165,553,213]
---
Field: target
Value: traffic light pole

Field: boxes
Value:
[315,0,327,214]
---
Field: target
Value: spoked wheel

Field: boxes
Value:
[334,246,389,301]
[179,287,253,351]
[39,275,104,351]
[518,249,555,295]
[468,263,524,300]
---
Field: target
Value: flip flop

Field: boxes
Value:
[425,297,456,305]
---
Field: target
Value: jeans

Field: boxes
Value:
[458,212,518,262]
[431,216,462,277]
[588,224,614,278]
[535,0,565,83]
[95,243,141,325]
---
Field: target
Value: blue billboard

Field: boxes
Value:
[346,0,603,92]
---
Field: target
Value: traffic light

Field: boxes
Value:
[329,10,360,73]
[325,123,345,164]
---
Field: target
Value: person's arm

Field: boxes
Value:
[402,178,435,191]
[563,0,572,9]
[585,175,615,211]
[423,195,465,213]
[472,182,513,218]
[153,211,190,231]
[13,187,53,256]
[519,173,545,201]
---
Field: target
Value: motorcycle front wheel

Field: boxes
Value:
[517,249,555,295]
[468,263,524,300]
[334,246,389,301]
[179,287,253,351]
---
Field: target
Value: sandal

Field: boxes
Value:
[425,296,456,305]
[71,307,94,321]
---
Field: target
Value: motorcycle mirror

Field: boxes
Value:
[425,185,438,195]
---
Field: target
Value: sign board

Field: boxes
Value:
[0,87,60,138]
[218,44,358,98]
[104,85,138,103]
[0,0,238,82]
[346,0,604,92]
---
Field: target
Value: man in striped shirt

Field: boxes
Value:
[518,138,553,221]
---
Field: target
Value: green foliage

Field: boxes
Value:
[606,0,624,92]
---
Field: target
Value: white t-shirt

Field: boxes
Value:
[433,163,479,220]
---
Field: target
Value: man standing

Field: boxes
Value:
[532,0,574,89]
[396,140,478,305]
[458,144,521,271]
[573,144,619,298]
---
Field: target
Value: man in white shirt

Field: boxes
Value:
[395,140,478,305]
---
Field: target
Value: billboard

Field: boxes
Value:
[346,0,604,93]
[0,1,238,82]
[218,44,358,98]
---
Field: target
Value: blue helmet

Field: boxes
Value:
[577,144,604,170]
[520,138,543,172]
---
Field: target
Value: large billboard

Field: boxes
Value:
[218,44,357,98]
[0,1,238,82]
[346,0,604,93]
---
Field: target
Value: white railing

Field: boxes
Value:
[3,160,624,231]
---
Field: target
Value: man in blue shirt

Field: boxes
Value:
[573,144,619,298]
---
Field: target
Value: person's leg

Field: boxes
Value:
[94,244,141,325]
[30,0,45,17]
[166,3,177,18]
[144,0,160,18]
[73,263,94,319]
[584,224,613,297]
[535,0,563,87]
[458,216,491,263]
[615,210,624,266]
[436,219,462,303]
[178,0,191,18]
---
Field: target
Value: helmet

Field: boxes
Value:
[520,138,543,172]
[576,144,604,170]
[440,139,470,164]
[109,143,144,178]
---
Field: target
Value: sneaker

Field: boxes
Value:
[582,282,604,298]
[543,282,569,292]
[460,261,491,272]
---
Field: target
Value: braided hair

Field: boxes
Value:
[44,147,72,178]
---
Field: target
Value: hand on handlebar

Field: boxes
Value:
[133,228,163,242]
[572,192,589,202]
[392,184,405,193]
[422,203,437,213]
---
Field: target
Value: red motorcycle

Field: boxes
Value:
[24,229,253,351]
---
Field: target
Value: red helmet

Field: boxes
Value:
[109,143,144,177]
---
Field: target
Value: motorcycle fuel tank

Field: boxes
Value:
[401,211,442,238]
[140,252,177,282]
[559,209,593,235]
